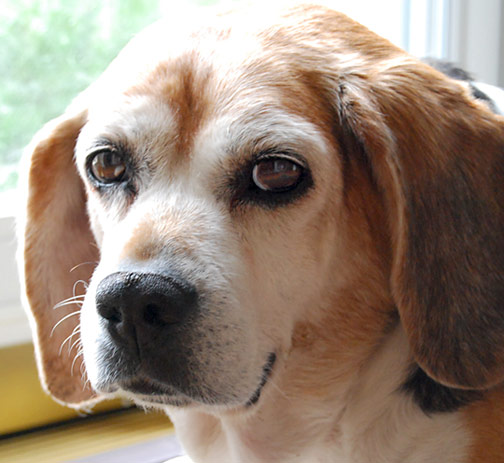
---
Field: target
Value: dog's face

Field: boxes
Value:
[75,74,339,408]
[73,11,365,409]
[20,4,504,415]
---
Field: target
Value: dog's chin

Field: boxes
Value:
[93,352,277,411]
[118,378,195,408]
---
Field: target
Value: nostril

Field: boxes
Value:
[143,303,162,326]
[96,271,198,335]
[98,303,122,324]
[143,303,180,326]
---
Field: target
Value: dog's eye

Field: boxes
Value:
[252,157,303,192]
[89,150,127,184]
[228,152,312,209]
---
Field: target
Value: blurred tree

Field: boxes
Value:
[0,0,160,165]
[0,0,222,192]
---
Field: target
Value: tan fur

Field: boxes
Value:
[465,387,504,462]
[126,54,214,160]
[20,3,504,461]
[21,110,99,405]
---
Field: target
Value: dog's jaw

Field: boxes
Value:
[167,328,471,463]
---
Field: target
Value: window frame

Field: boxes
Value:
[1,0,503,348]
[445,0,503,85]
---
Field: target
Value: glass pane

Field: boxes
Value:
[0,0,407,194]
[0,0,225,193]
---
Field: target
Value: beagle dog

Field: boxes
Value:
[19,4,504,462]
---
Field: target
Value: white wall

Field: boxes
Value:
[0,215,30,347]
[1,0,503,347]
[447,0,503,85]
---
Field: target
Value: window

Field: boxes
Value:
[0,0,502,435]
[2,0,504,344]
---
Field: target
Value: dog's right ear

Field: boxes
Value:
[334,60,504,390]
[19,105,100,407]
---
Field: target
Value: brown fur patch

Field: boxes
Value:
[21,4,504,438]
[465,387,504,462]
[126,53,213,160]
[23,110,99,405]
[333,59,504,389]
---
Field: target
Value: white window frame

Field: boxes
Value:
[0,214,29,347]
[445,0,503,85]
[0,0,502,347]
[403,0,503,85]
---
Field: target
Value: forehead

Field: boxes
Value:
[80,88,330,182]
[81,21,334,156]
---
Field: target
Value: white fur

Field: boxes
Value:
[77,93,338,410]
[74,74,475,463]
[61,8,494,462]
[167,328,471,463]
[473,81,504,115]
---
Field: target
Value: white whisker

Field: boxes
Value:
[267,376,290,402]
[69,336,82,355]
[82,377,91,391]
[80,357,87,378]
[53,295,85,310]
[50,311,80,338]
[72,279,89,298]
[58,326,81,356]
[70,262,97,273]
[71,348,83,377]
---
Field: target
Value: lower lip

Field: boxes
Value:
[121,382,191,406]
[116,353,277,407]
[122,377,174,396]
[246,352,277,406]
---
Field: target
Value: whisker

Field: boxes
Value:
[72,280,89,298]
[53,296,85,310]
[50,311,80,338]
[58,326,81,356]
[71,348,83,377]
[69,336,82,355]
[53,300,84,311]
[82,377,91,391]
[267,376,290,402]
[66,326,81,355]
[70,262,97,273]
[80,357,87,378]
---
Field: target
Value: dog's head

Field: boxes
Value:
[20,4,504,411]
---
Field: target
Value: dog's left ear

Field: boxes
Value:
[337,60,504,390]
[18,104,100,407]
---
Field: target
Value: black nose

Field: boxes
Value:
[96,272,198,353]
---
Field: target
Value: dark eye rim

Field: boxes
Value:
[85,147,130,187]
[252,153,306,193]
[229,150,313,209]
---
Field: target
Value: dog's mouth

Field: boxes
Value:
[119,377,193,407]
[246,352,277,407]
[123,377,177,396]
[112,352,277,409]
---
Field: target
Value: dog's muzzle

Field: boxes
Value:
[96,271,198,352]
[93,271,201,400]
[91,270,275,407]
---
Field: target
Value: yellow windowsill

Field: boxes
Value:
[0,342,125,436]
[0,408,174,463]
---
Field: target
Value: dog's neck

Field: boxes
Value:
[167,327,470,463]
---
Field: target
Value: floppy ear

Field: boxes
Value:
[338,61,504,390]
[19,106,100,406]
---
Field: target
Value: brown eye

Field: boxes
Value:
[89,150,127,184]
[252,157,303,192]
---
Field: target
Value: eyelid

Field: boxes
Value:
[255,151,307,168]
[85,144,119,159]
[85,144,131,189]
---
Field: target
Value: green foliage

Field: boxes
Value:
[0,0,222,192]
[0,0,160,169]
